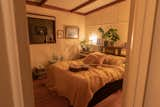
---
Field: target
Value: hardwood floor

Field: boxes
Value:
[33,79,122,107]
[33,79,70,107]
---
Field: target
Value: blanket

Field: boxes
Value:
[46,60,125,107]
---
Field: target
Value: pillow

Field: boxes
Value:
[94,54,106,64]
[91,52,105,56]
[103,55,113,64]
[83,52,106,65]
[104,55,126,66]
[83,54,98,64]
[91,52,106,64]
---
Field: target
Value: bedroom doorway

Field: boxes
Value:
[0,0,158,107]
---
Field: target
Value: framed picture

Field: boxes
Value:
[27,14,56,44]
[65,26,79,39]
[57,30,64,39]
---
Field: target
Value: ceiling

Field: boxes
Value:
[26,0,125,15]
[46,0,88,10]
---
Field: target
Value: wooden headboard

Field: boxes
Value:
[104,46,126,57]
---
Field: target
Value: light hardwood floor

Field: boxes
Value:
[33,79,70,107]
[33,79,122,107]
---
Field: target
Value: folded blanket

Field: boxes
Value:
[69,64,89,72]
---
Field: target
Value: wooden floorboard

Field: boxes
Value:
[33,79,70,107]
[33,79,122,107]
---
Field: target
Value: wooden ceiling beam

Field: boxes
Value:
[84,0,125,15]
[39,0,48,6]
[26,0,125,16]
[26,1,40,6]
[26,0,47,6]
[27,12,56,18]
[74,12,85,16]
[70,0,97,12]
[26,1,85,16]
[42,5,85,15]
[42,4,70,12]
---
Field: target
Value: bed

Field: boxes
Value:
[46,52,126,107]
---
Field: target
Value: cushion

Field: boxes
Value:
[104,55,126,66]
[91,52,105,56]
[83,54,98,64]
[83,52,106,65]
[94,54,106,64]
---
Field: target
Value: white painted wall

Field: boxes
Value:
[85,0,131,42]
[26,5,86,68]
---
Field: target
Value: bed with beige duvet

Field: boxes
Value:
[46,52,126,107]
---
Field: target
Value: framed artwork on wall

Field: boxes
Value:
[57,30,64,39]
[27,13,56,44]
[65,26,79,39]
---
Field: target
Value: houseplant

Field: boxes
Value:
[98,27,120,47]
[80,40,91,52]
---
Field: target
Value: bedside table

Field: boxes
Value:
[32,67,47,80]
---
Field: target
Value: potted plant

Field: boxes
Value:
[80,40,91,52]
[98,27,120,47]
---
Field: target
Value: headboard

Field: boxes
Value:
[104,46,127,57]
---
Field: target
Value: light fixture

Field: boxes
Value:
[89,33,97,45]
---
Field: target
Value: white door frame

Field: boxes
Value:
[0,0,158,107]
[0,0,34,107]
[123,0,157,107]
[143,0,160,106]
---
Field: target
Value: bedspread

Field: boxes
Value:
[46,60,125,107]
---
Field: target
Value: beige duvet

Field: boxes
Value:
[46,59,125,107]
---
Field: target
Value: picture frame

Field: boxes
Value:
[27,13,56,44]
[57,30,64,39]
[65,26,79,39]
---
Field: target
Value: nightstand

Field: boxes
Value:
[32,67,47,80]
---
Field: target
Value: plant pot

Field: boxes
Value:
[110,41,114,46]
[104,41,108,48]
[107,41,114,47]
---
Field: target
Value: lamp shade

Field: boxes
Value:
[89,33,97,45]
